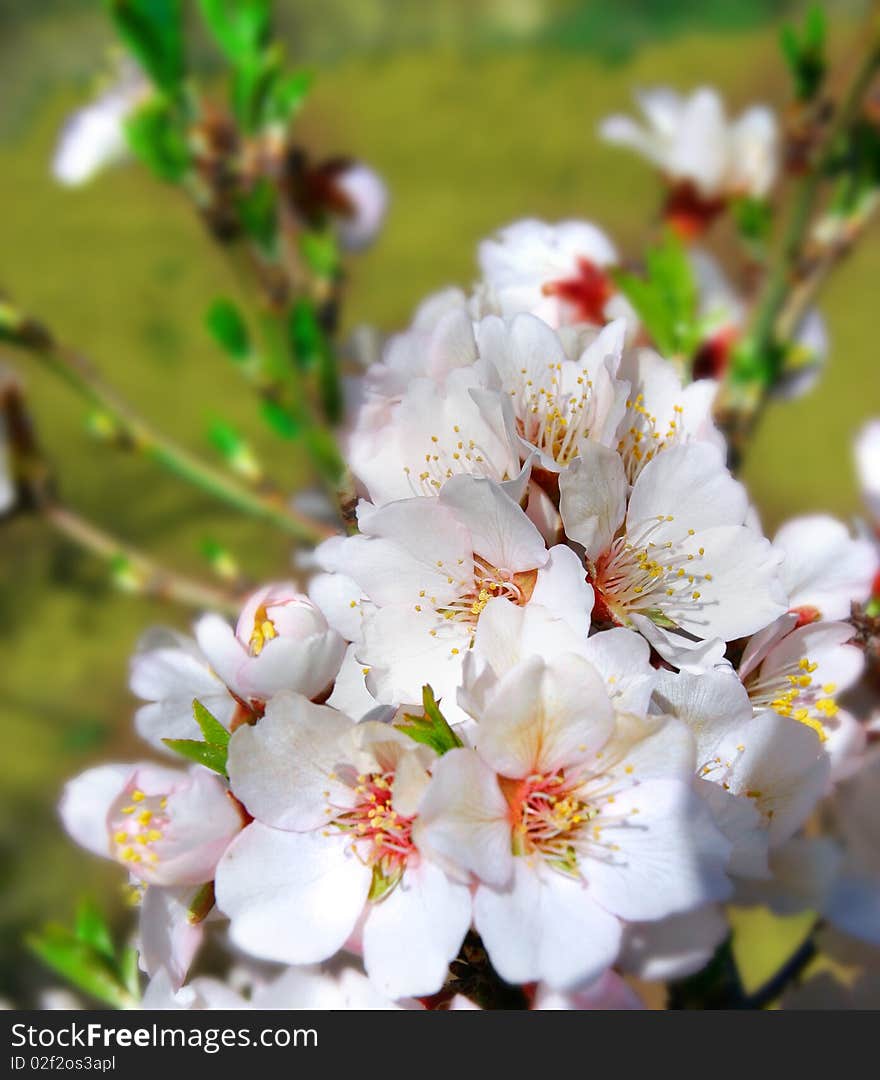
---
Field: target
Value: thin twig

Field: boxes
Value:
[748,7,880,366]
[6,318,337,545]
[723,6,880,457]
[44,504,242,615]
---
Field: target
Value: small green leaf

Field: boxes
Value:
[289,300,322,372]
[207,417,262,481]
[162,737,228,775]
[206,298,250,360]
[124,96,189,182]
[236,178,277,250]
[163,700,230,775]
[300,230,340,279]
[266,70,312,124]
[732,196,773,248]
[109,554,144,594]
[199,0,271,64]
[368,862,404,902]
[187,881,216,924]
[106,0,185,95]
[192,699,230,749]
[231,49,284,133]
[27,927,138,1010]
[118,945,141,998]
[288,299,343,424]
[611,231,699,362]
[642,608,679,630]
[74,899,115,962]
[730,337,785,389]
[779,6,827,102]
[200,538,240,582]
[261,397,302,440]
[396,685,463,756]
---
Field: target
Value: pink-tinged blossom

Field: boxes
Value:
[130,628,237,751]
[654,667,830,874]
[416,652,731,988]
[195,583,345,705]
[60,763,244,888]
[739,613,865,766]
[560,441,787,663]
[317,475,594,708]
[215,693,471,999]
[60,763,244,987]
[773,515,878,621]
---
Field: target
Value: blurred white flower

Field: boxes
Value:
[52,63,148,187]
[773,514,878,621]
[855,419,880,524]
[333,163,389,251]
[477,219,629,328]
[600,87,779,202]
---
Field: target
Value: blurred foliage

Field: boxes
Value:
[0,1,878,1005]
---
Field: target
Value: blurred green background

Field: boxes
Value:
[1,0,878,1004]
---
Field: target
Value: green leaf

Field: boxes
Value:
[27,927,138,1010]
[162,737,228,775]
[206,298,250,360]
[261,397,302,440]
[187,882,216,924]
[163,700,229,775]
[74,899,115,962]
[779,6,827,102]
[206,416,261,480]
[732,196,773,248]
[198,0,271,64]
[289,300,343,424]
[642,608,679,630]
[266,70,313,124]
[231,48,284,133]
[118,945,142,998]
[730,337,785,389]
[236,178,277,250]
[288,299,322,372]
[200,538,240,581]
[368,862,404,903]
[105,0,185,95]
[396,685,463,756]
[124,96,189,182]
[611,231,699,362]
[300,230,340,279]
[192,699,230,749]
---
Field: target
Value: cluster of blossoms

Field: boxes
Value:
[56,80,880,1010]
